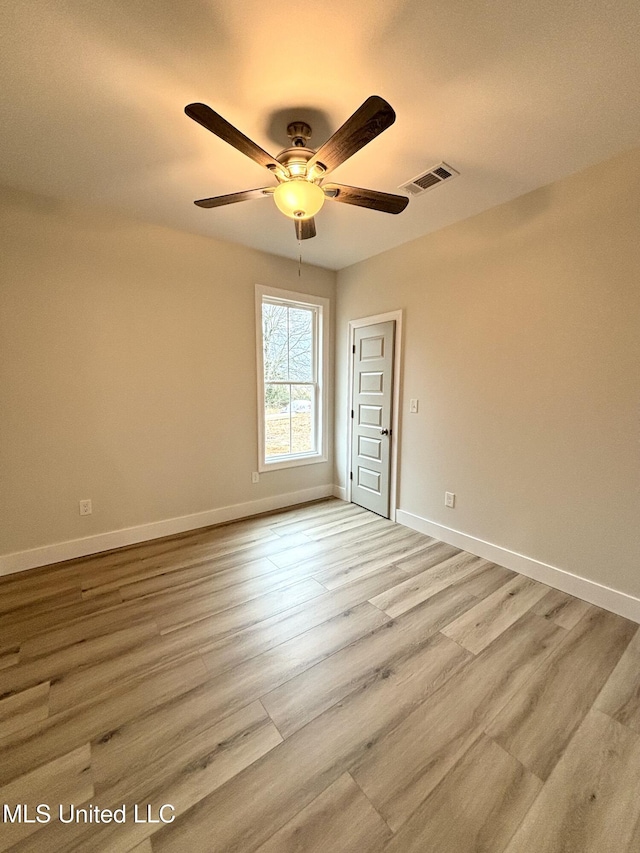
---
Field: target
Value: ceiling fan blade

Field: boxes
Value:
[185,103,285,177]
[324,183,408,214]
[306,96,396,175]
[295,218,317,240]
[194,188,274,208]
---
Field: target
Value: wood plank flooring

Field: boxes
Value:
[1,499,639,852]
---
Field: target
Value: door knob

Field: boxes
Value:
[380,428,389,435]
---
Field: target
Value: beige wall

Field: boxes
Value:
[336,147,640,598]
[0,188,335,556]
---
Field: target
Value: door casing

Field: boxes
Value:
[346,310,403,522]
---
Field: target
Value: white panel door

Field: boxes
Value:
[350,320,395,517]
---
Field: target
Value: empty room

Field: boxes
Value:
[1,0,640,851]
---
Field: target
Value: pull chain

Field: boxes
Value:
[298,241,302,277]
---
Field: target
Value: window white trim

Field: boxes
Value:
[256,285,330,472]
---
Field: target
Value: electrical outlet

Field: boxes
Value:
[79,499,92,516]
[409,399,419,413]
[445,492,455,509]
[251,472,260,484]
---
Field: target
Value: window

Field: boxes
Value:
[256,285,329,471]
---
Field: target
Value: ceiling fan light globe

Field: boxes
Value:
[273,179,324,220]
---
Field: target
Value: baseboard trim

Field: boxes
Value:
[396,509,640,624]
[0,485,336,577]
[333,485,347,501]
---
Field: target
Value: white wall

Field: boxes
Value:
[0,187,336,568]
[335,147,640,604]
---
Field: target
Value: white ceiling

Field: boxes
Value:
[1,0,639,270]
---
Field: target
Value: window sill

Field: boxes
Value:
[259,452,328,473]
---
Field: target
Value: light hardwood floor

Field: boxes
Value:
[1,499,639,852]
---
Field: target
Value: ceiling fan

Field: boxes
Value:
[185,96,409,240]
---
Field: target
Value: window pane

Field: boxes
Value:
[262,303,289,381]
[288,307,313,382]
[258,287,325,469]
[265,384,291,458]
[290,385,314,454]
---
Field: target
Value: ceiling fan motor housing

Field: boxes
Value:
[276,145,317,180]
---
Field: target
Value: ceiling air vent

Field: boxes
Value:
[400,162,459,196]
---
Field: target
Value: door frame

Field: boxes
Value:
[346,309,403,521]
